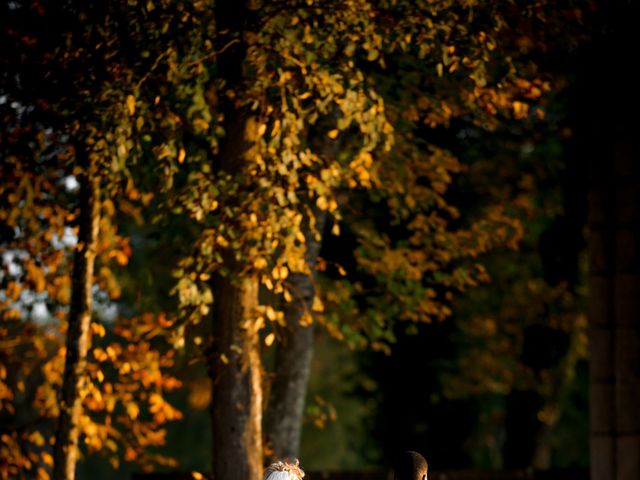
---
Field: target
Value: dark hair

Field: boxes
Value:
[394,451,428,480]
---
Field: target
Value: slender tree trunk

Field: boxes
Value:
[264,211,327,461]
[53,147,100,480]
[264,122,341,460]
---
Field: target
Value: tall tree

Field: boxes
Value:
[1,1,188,477]
[265,211,327,460]
[52,151,101,480]
[265,126,340,460]
[209,4,263,476]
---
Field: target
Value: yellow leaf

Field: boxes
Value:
[271,266,281,280]
[109,250,129,266]
[42,452,53,467]
[91,322,106,338]
[254,257,267,269]
[193,118,209,131]
[271,120,281,137]
[258,123,267,136]
[126,95,136,116]
[126,402,140,420]
[178,148,186,164]
[311,296,324,312]
[30,431,45,446]
[264,332,275,346]
[512,101,529,119]
[300,313,313,326]
[327,129,339,139]
[279,265,289,279]
[316,196,328,210]
[216,235,229,248]
[220,353,229,364]
[272,265,288,280]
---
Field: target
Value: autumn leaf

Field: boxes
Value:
[126,95,136,116]
[264,333,275,346]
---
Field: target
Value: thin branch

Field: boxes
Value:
[182,38,241,70]
[135,49,171,90]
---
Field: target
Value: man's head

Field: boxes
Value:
[394,451,428,480]
[264,459,305,480]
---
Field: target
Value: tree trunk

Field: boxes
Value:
[209,111,263,480]
[588,3,640,479]
[208,1,263,478]
[53,147,100,480]
[264,211,327,461]
[211,272,263,480]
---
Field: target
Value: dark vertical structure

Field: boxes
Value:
[588,2,640,479]
[53,149,101,480]
[265,127,341,460]
[209,3,263,480]
[265,212,326,460]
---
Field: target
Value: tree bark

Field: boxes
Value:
[53,147,100,480]
[208,108,263,480]
[209,0,263,469]
[211,271,263,480]
[264,211,327,461]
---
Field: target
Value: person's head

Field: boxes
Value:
[393,451,428,480]
[264,459,305,480]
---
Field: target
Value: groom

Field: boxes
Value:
[394,451,428,480]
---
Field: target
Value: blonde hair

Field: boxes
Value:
[264,459,305,480]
